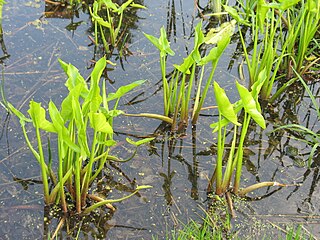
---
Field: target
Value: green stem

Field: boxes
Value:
[114,12,123,45]
[90,149,111,183]
[172,73,186,131]
[160,56,169,116]
[49,168,73,203]
[221,125,237,192]
[107,9,115,46]
[58,139,67,213]
[100,24,109,53]
[191,66,205,124]
[75,155,82,213]
[233,113,250,194]
[35,127,50,204]
[215,113,223,195]
[81,131,98,206]
[184,63,196,122]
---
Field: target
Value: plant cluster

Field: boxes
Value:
[89,0,145,54]
[227,0,320,100]
[143,20,235,131]
[6,0,320,238]
[8,57,152,214]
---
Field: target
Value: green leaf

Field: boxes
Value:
[267,0,300,11]
[116,0,133,14]
[130,2,147,9]
[204,20,236,45]
[159,27,175,57]
[199,34,230,66]
[144,26,176,58]
[7,102,32,126]
[223,5,249,26]
[61,83,84,121]
[251,68,267,113]
[173,55,193,74]
[101,0,118,11]
[89,2,112,28]
[251,68,267,99]
[191,22,205,63]
[107,80,145,101]
[97,139,117,147]
[126,137,155,147]
[257,0,269,32]
[307,0,317,12]
[236,82,266,129]
[89,112,113,133]
[199,47,219,65]
[194,22,204,48]
[49,101,81,154]
[91,57,106,86]
[193,22,204,50]
[58,59,69,74]
[28,101,56,133]
[213,82,240,126]
[58,59,88,101]
[102,109,124,118]
[72,97,90,158]
[143,32,161,51]
[83,57,106,114]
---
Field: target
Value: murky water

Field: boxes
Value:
[0,0,319,239]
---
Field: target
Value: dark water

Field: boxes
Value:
[0,0,319,239]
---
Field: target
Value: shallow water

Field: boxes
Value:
[0,0,320,239]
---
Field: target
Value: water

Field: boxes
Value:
[0,0,319,239]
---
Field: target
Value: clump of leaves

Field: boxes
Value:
[8,57,152,214]
[209,72,286,197]
[142,20,234,131]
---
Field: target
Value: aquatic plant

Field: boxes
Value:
[225,1,287,100]
[282,0,320,76]
[89,0,145,53]
[8,57,152,214]
[208,73,286,196]
[143,20,234,130]
[225,0,320,101]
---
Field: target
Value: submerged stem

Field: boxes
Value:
[83,186,152,214]
[238,182,287,197]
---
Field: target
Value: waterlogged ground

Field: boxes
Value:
[0,0,320,239]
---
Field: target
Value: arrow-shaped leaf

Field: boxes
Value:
[236,82,266,129]
[213,82,240,126]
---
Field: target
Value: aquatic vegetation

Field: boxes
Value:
[225,1,288,100]
[225,0,320,100]
[4,0,320,238]
[8,57,152,214]
[283,0,320,76]
[89,0,145,54]
[144,20,234,130]
[208,75,286,196]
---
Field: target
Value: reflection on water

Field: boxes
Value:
[0,0,320,239]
